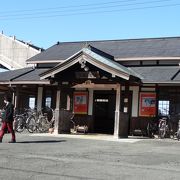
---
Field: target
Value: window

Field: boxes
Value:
[45,97,51,108]
[29,97,35,109]
[45,90,52,108]
[95,99,109,102]
[158,100,169,115]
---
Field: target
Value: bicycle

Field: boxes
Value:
[14,109,36,133]
[173,120,180,141]
[168,113,180,138]
[158,109,179,138]
[36,108,55,133]
[146,120,158,138]
[70,113,88,134]
[158,117,169,138]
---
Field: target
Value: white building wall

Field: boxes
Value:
[130,86,139,117]
[0,32,41,70]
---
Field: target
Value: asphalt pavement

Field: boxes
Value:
[0,133,180,180]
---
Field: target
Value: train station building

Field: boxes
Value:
[1,37,180,137]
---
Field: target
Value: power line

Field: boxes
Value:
[0,0,175,18]
[0,0,143,14]
[0,1,179,20]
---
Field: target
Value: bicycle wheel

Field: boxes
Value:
[14,116,25,133]
[159,128,166,138]
[38,116,49,133]
[176,130,180,141]
[27,116,37,133]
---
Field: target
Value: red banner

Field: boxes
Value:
[73,92,88,114]
[139,92,156,117]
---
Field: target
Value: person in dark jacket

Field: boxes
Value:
[0,96,16,143]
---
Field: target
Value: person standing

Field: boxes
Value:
[0,95,16,143]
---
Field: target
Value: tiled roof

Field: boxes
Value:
[27,37,180,62]
[0,67,33,81]
[131,66,180,83]
[14,68,49,81]
[1,65,180,84]
[0,67,49,84]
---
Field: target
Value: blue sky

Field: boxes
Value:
[0,0,180,49]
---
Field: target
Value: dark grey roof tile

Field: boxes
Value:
[27,37,180,62]
[0,67,33,81]
[0,68,49,83]
[131,66,179,83]
[14,68,49,81]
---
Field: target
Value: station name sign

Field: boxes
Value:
[75,71,100,79]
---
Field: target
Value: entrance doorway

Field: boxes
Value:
[93,91,116,134]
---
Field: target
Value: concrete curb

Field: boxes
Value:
[30,133,143,143]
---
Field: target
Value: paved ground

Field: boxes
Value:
[0,133,180,180]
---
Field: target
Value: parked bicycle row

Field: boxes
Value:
[146,114,180,141]
[0,107,55,134]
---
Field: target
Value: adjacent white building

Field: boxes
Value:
[0,31,43,70]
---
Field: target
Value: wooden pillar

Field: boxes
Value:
[156,84,159,117]
[88,89,93,115]
[12,91,15,105]
[54,89,60,134]
[114,83,121,138]
[131,86,139,117]
[14,86,20,113]
[124,83,130,114]
[37,86,43,112]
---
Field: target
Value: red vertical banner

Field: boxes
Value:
[139,92,156,117]
[73,92,88,114]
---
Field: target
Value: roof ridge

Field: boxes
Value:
[56,36,180,45]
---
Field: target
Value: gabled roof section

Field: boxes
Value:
[27,36,180,63]
[40,47,141,80]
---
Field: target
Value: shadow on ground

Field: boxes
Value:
[16,140,66,143]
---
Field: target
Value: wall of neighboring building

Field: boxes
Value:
[0,32,41,70]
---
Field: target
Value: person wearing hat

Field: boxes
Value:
[0,95,16,143]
